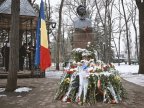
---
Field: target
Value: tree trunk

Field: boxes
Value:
[133,7,139,61]
[131,1,139,61]
[108,0,115,63]
[45,0,51,43]
[104,0,108,63]
[136,1,144,74]
[121,0,131,65]
[6,0,20,91]
[56,0,65,70]
[108,12,112,63]
[118,0,122,66]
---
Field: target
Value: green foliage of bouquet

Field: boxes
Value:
[68,75,79,102]
[54,54,126,105]
[86,74,98,104]
[54,74,71,100]
[71,48,83,62]
[71,48,95,62]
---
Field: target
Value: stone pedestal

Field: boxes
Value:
[72,28,94,48]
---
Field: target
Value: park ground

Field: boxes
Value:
[0,76,144,108]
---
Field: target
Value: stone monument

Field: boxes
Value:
[73,5,94,48]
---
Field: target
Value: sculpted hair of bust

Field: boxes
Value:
[77,5,86,18]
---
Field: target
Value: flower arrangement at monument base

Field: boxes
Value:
[54,60,126,105]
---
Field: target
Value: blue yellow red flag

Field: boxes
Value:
[35,0,51,71]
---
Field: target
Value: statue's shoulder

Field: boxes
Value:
[73,18,91,24]
[85,18,91,22]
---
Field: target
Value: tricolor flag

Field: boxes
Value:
[35,0,51,71]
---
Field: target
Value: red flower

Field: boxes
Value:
[67,98,71,102]
[67,70,74,74]
[103,66,108,71]
[71,65,77,68]
[111,100,116,104]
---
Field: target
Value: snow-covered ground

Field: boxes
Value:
[46,70,64,79]
[14,87,32,93]
[115,63,144,87]
[0,87,32,97]
[46,63,144,87]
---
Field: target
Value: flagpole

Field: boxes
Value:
[35,0,51,77]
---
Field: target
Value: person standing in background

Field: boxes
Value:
[27,42,35,70]
[19,43,27,71]
[1,42,7,67]
[1,42,10,71]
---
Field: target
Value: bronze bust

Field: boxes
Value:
[74,5,92,31]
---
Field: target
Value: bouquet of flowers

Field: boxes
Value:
[54,60,126,105]
[55,47,126,105]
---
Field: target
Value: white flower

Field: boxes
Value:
[87,42,91,45]
[73,61,76,64]
[89,59,94,62]
[70,69,74,71]
[87,67,94,72]
[93,66,101,71]
[90,62,95,67]
[77,62,82,66]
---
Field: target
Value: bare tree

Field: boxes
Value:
[56,0,65,70]
[132,6,139,61]
[6,0,20,91]
[118,0,122,65]
[54,0,138,65]
[121,0,131,65]
[135,0,144,74]
[107,0,115,63]
[94,0,115,63]
[45,0,52,44]
[127,1,139,60]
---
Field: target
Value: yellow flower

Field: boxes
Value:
[64,78,70,84]
[114,75,121,81]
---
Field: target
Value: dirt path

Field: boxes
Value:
[0,78,144,108]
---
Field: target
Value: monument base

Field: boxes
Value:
[73,28,94,49]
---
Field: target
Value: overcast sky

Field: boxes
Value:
[34,0,59,6]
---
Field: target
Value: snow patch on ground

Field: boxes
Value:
[45,70,64,79]
[121,74,144,86]
[115,63,139,74]
[15,87,32,93]
[115,64,144,87]
[0,88,5,92]
[0,94,6,97]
